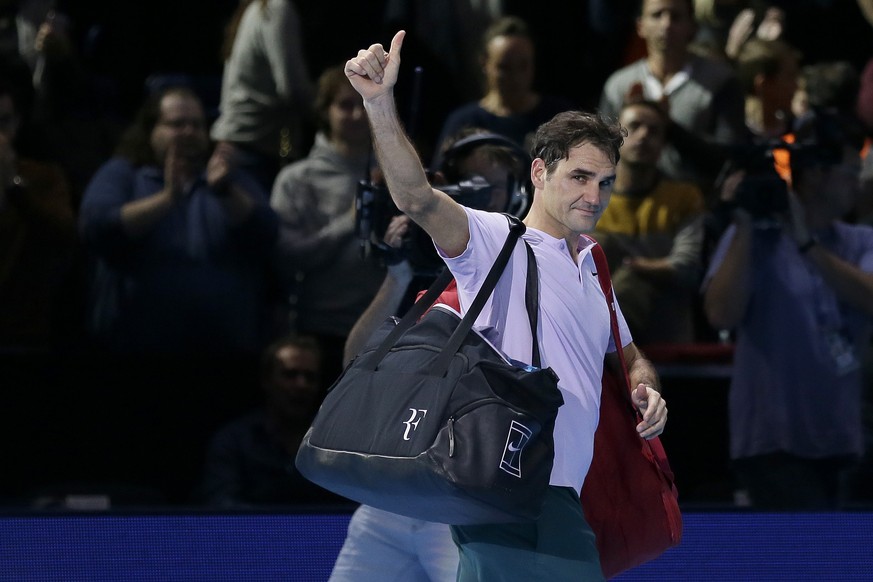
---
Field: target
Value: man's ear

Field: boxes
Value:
[531,158,547,190]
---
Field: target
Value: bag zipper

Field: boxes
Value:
[446,397,543,458]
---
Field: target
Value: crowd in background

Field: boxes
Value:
[1,0,872,511]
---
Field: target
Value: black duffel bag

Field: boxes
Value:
[295,215,563,524]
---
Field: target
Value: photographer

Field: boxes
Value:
[332,128,529,582]
[702,110,873,509]
[343,128,529,363]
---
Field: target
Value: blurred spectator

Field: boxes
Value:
[792,61,860,122]
[0,0,50,72]
[210,0,314,193]
[702,110,873,509]
[690,0,750,61]
[788,60,867,224]
[381,0,503,162]
[722,2,785,61]
[594,99,706,345]
[599,0,747,201]
[78,86,279,355]
[0,76,76,349]
[271,65,385,386]
[704,37,800,253]
[27,7,123,207]
[734,37,800,140]
[198,334,347,507]
[433,16,574,166]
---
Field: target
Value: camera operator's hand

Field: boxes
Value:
[719,168,754,227]
[377,214,413,274]
[345,31,405,102]
[784,188,812,247]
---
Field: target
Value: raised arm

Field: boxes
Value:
[344,31,469,257]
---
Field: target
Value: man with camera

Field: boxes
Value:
[703,110,873,509]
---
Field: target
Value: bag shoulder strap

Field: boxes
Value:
[364,214,526,371]
[582,235,633,403]
[585,235,680,486]
[433,222,541,375]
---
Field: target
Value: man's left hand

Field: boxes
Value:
[632,383,667,439]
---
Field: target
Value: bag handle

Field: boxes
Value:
[582,235,635,412]
[363,214,526,371]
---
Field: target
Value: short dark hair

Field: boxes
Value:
[802,61,860,114]
[259,334,322,384]
[735,38,800,96]
[480,15,532,52]
[636,0,695,19]
[532,110,625,174]
[619,98,669,124]
[790,108,865,182]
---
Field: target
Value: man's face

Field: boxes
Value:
[619,104,667,167]
[533,142,616,236]
[800,145,863,220]
[150,92,208,164]
[457,148,513,212]
[328,83,369,147]
[637,0,697,56]
[0,94,20,144]
[482,34,535,98]
[265,345,321,423]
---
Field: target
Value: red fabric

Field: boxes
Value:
[581,240,682,578]
[416,279,460,311]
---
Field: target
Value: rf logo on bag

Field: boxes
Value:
[500,420,533,477]
[403,408,428,440]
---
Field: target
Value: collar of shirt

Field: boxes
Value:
[643,62,692,101]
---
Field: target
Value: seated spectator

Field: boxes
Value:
[0,76,76,349]
[78,86,279,355]
[271,65,386,386]
[432,15,574,166]
[702,109,873,509]
[210,0,315,194]
[594,99,706,345]
[198,334,347,507]
[599,0,747,201]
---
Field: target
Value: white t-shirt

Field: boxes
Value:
[440,209,632,492]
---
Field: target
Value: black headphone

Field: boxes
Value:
[435,132,533,218]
